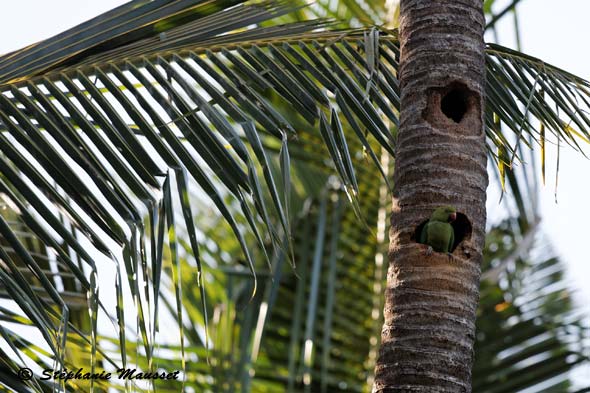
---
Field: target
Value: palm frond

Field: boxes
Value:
[0,0,278,84]
[106,138,389,392]
[485,0,526,31]
[0,4,398,386]
[476,223,589,393]
[303,0,387,27]
[486,43,590,184]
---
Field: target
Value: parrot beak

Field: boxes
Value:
[449,212,457,222]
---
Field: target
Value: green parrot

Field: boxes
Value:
[419,206,457,254]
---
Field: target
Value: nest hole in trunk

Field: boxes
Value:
[423,81,481,134]
[412,212,472,252]
[441,87,469,123]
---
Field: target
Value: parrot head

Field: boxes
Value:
[430,206,457,223]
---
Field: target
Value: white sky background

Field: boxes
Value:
[0,0,589,387]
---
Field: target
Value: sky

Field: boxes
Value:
[0,0,589,387]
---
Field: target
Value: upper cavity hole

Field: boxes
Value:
[441,87,469,123]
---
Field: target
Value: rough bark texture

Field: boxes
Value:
[374,1,487,392]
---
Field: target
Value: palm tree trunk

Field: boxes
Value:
[374,1,487,392]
